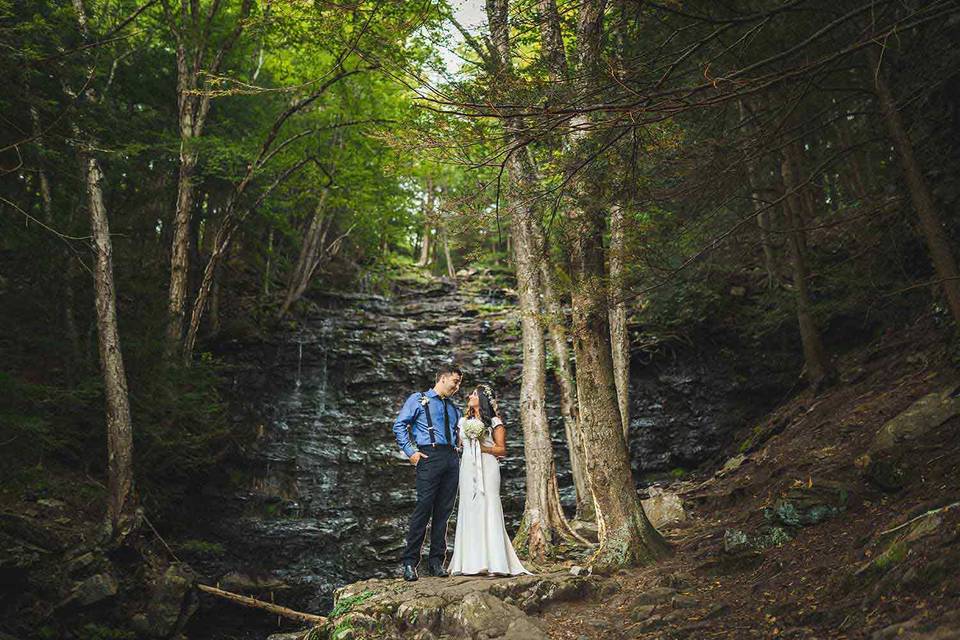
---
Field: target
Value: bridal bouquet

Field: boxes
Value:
[462,417,486,441]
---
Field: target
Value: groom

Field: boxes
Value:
[392,363,463,581]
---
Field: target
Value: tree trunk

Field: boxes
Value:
[165,143,198,356]
[443,228,456,279]
[279,193,331,318]
[869,47,960,328]
[485,0,581,560]
[262,227,274,297]
[541,262,594,522]
[69,0,138,540]
[608,203,630,443]
[781,147,832,388]
[83,153,138,537]
[546,0,669,570]
[417,225,432,267]
[184,217,235,362]
[566,199,669,571]
[416,179,434,267]
[507,167,577,559]
[739,100,781,288]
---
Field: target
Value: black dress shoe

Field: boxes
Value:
[402,563,418,582]
[426,559,449,577]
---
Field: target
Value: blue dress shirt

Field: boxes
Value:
[392,389,462,457]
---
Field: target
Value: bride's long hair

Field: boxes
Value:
[470,384,499,429]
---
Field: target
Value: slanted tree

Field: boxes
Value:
[68,0,138,538]
[868,45,960,329]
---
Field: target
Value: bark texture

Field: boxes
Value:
[70,0,138,538]
[84,156,138,535]
[541,263,594,522]
[608,203,630,442]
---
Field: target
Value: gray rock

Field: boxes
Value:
[65,552,97,578]
[137,562,198,638]
[864,458,908,492]
[503,617,548,640]
[671,594,699,608]
[0,512,61,551]
[630,586,677,605]
[398,596,445,631]
[641,487,687,530]
[764,481,848,527]
[630,604,658,621]
[63,572,118,608]
[450,591,526,638]
[872,383,960,453]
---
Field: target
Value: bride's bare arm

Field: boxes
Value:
[480,422,507,457]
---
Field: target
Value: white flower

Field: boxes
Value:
[419,395,430,406]
[462,417,486,440]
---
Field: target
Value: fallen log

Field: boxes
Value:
[197,583,327,625]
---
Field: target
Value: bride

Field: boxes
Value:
[448,384,531,576]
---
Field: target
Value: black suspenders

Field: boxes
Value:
[418,392,454,447]
[419,392,437,446]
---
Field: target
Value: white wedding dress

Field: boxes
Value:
[448,416,531,576]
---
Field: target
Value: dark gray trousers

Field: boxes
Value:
[401,447,459,565]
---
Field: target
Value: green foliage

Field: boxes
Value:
[874,541,908,571]
[330,590,375,618]
[178,539,226,558]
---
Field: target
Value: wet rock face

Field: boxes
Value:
[629,338,791,475]
[193,277,534,627]
[189,277,780,636]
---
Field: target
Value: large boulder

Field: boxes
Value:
[641,487,687,530]
[449,591,541,639]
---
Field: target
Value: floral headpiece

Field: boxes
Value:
[479,384,499,414]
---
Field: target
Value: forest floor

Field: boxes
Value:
[540,314,960,639]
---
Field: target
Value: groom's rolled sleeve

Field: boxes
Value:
[392,393,420,458]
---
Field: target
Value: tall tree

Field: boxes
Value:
[537,0,669,570]
[68,0,138,537]
[868,45,960,329]
[483,0,582,559]
[160,0,254,357]
[608,203,630,442]
[780,142,832,388]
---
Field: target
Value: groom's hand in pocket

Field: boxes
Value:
[409,451,428,466]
